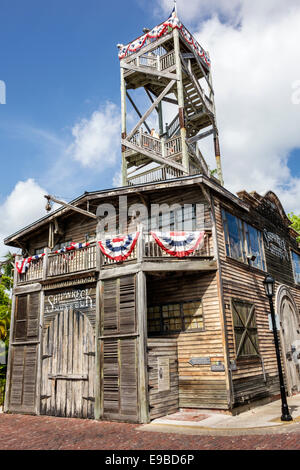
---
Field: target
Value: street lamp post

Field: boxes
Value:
[263,274,293,422]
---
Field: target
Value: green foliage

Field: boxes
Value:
[0,252,14,402]
[288,212,300,242]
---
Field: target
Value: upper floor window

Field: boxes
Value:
[53,240,72,252]
[222,210,266,271]
[291,251,300,284]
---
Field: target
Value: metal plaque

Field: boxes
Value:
[211,363,225,372]
[158,357,170,392]
[189,357,211,366]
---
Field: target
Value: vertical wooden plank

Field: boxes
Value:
[136,271,150,423]
[173,28,189,173]
[94,280,102,420]
[35,290,44,415]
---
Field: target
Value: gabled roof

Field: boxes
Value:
[4,174,249,247]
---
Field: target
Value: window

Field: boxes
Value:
[148,300,204,334]
[149,204,197,232]
[231,299,260,359]
[85,233,96,243]
[291,251,300,285]
[222,210,266,271]
[34,247,45,255]
[53,240,72,251]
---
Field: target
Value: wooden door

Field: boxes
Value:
[148,337,179,420]
[101,276,139,422]
[40,308,95,418]
[280,296,300,395]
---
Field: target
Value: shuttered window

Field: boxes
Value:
[14,293,40,342]
[148,300,204,334]
[232,299,260,359]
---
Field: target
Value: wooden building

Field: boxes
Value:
[3,11,300,423]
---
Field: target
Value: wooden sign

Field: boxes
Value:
[263,229,289,260]
[45,287,95,314]
[158,357,170,392]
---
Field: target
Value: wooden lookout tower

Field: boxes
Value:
[118,9,224,187]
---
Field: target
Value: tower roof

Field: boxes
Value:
[117,11,210,69]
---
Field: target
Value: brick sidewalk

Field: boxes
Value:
[0,414,300,450]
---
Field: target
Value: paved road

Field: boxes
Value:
[0,414,300,450]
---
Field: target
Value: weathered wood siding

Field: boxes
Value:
[147,273,228,410]
[213,194,300,407]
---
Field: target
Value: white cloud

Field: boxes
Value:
[67,102,121,168]
[0,179,48,257]
[156,0,300,214]
[112,169,122,188]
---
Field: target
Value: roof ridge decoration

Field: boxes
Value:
[118,11,211,68]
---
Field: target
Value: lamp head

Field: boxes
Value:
[263,274,275,298]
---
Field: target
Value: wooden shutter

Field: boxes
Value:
[14,293,40,342]
[9,344,38,413]
[103,280,118,334]
[102,275,138,422]
[8,292,40,413]
[232,299,259,358]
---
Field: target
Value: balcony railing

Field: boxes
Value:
[48,243,97,277]
[125,50,175,74]
[15,232,214,284]
[16,243,97,284]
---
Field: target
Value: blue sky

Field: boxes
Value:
[0,0,165,200]
[0,0,299,255]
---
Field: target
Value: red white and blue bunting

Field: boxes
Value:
[118,13,210,68]
[150,231,206,258]
[15,253,45,274]
[54,242,90,254]
[98,232,140,262]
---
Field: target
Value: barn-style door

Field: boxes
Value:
[40,308,95,418]
[101,275,140,422]
[278,292,300,395]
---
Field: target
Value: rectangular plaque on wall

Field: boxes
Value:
[158,357,170,392]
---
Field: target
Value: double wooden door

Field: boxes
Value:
[280,295,300,395]
[40,308,95,418]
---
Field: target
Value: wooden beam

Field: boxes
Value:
[187,128,215,144]
[121,62,178,82]
[126,91,151,134]
[45,195,98,220]
[126,80,176,142]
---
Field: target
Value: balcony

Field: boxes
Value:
[16,243,98,285]
[15,232,216,286]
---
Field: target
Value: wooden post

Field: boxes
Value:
[173,28,189,173]
[206,51,224,187]
[35,286,45,415]
[136,271,149,423]
[94,279,102,420]
[121,65,127,186]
